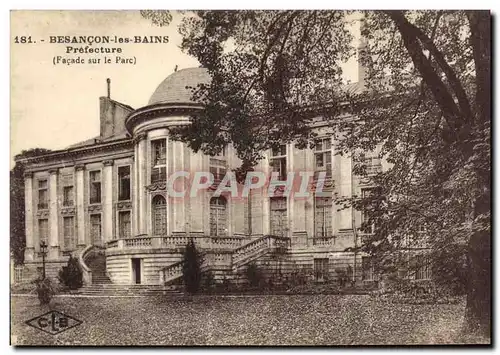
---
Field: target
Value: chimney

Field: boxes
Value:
[357,17,368,89]
[99,78,133,139]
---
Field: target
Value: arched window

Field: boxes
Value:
[210,196,227,236]
[152,195,167,235]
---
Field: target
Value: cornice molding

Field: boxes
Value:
[16,139,133,166]
[125,103,202,134]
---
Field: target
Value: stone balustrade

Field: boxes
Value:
[313,236,337,247]
[106,235,247,252]
[159,261,183,284]
[158,234,291,285]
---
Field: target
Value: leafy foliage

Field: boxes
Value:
[58,256,83,290]
[146,10,490,336]
[10,148,52,265]
[244,263,264,288]
[181,239,204,294]
[34,277,55,305]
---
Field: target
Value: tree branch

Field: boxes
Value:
[385,11,463,135]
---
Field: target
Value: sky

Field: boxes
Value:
[10,10,360,168]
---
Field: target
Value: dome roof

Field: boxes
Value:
[148,67,211,106]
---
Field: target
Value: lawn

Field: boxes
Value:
[11,294,475,346]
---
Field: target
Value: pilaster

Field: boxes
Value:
[23,171,34,261]
[136,134,147,234]
[103,160,114,243]
[75,164,86,246]
[48,169,59,259]
[337,152,353,231]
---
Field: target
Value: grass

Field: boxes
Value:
[11,294,485,346]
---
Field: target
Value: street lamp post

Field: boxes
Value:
[40,241,47,279]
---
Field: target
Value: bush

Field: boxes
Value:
[58,256,83,289]
[244,263,264,288]
[34,278,55,305]
[182,239,204,294]
[335,267,350,288]
[202,271,215,293]
[289,267,309,286]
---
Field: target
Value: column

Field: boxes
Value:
[132,144,138,236]
[75,165,86,246]
[337,153,353,230]
[136,134,147,234]
[171,141,185,233]
[103,160,114,243]
[261,155,270,236]
[189,151,205,233]
[23,171,34,261]
[330,137,337,236]
[287,144,294,239]
[48,169,59,259]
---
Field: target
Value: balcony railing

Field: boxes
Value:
[106,235,246,251]
[313,236,336,246]
[365,163,382,175]
[37,202,48,210]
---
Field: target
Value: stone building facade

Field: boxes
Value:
[16,67,430,287]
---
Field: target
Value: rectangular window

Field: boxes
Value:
[63,186,74,206]
[61,173,74,207]
[151,139,167,183]
[270,145,287,181]
[38,219,48,244]
[118,211,131,239]
[361,188,375,234]
[37,179,48,209]
[359,151,382,175]
[362,256,375,281]
[90,214,102,245]
[210,197,227,237]
[314,258,329,282]
[314,138,332,179]
[415,254,431,280]
[209,146,228,186]
[270,197,287,237]
[63,216,76,250]
[89,171,101,204]
[118,166,131,201]
[314,196,333,240]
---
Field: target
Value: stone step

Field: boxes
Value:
[75,287,182,296]
[83,285,176,290]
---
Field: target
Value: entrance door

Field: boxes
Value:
[131,258,142,284]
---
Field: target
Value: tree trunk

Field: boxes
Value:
[464,190,491,338]
[464,10,491,339]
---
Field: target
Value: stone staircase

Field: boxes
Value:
[159,235,291,285]
[79,245,182,296]
[76,284,182,296]
[84,251,112,284]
